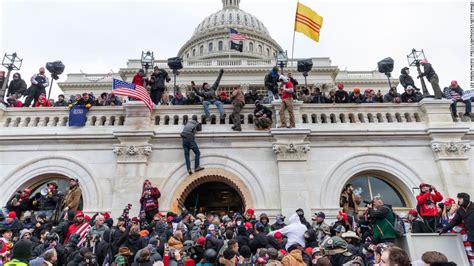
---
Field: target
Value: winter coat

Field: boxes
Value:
[7,77,27,96]
[416,191,443,217]
[61,185,82,211]
[140,187,161,212]
[420,63,437,81]
[411,217,429,233]
[335,90,349,103]
[54,99,68,107]
[168,236,183,250]
[150,69,170,90]
[349,93,364,104]
[443,201,474,242]
[231,89,245,106]
[254,105,272,119]
[236,227,250,248]
[172,96,187,105]
[249,232,268,253]
[30,74,49,90]
[267,259,282,266]
[52,219,73,243]
[121,234,146,261]
[245,91,259,104]
[180,120,201,140]
[383,91,401,103]
[311,94,325,103]
[38,190,60,210]
[399,69,416,89]
[369,204,397,242]
[132,74,145,87]
[444,85,465,101]
[273,214,307,249]
[266,235,284,250]
[205,234,223,252]
[264,70,279,94]
[340,191,361,214]
[2,219,24,237]
[134,244,162,263]
[89,224,109,238]
[194,70,224,102]
[281,249,305,266]
[401,91,423,103]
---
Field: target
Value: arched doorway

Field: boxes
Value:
[7,174,84,213]
[183,181,244,215]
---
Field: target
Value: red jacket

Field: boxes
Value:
[65,221,85,243]
[140,187,161,211]
[132,74,145,87]
[281,81,294,100]
[416,191,443,217]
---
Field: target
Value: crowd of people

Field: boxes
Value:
[1,59,472,126]
[0,177,472,265]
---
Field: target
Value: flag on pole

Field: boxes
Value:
[294,1,323,42]
[230,41,243,52]
[229,28,249,41]
[112,79,153,112]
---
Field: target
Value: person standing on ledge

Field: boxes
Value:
[278,75,295,128]
[181,119,205,175]
[418,59,443,99]
[193,68,225,121]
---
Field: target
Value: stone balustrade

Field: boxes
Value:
[0,100,466,131]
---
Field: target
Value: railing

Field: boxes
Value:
[0,100,459,130]
[1,106,126,128]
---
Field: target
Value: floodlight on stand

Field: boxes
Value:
[276,50,288,74]
[45,61,65,99]
[141,51,154,76]
[0,52,23,104]
[167,57,183,95]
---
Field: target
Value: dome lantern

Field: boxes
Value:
[222,0,240,9]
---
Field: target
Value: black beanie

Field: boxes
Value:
[223,249,237,260]
[12,240,32,261]
[457,192,470,203]
[240,245,251,258]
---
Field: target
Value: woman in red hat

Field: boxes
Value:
[139,180,161,224]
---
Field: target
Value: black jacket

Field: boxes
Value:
[7,78,27,96]
[205,234,223,252]
[335,90,349,103]
[150,69,170,91]
[245,92,259,104]
[401,92,423,103]
[311,94,326,104]
[254,105,272,119]
[38,191,60,210]
[443,201,474,242]
[264,71,279,94]
[420,63,437,81]
[399,74,416,89]
[194,70,224,101]
[249,232,268,253]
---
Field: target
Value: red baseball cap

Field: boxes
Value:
[408,209,418,216]
[274,232,283,239]
[7,211,16,219]
[75,211,84,218]
[101,212,111,220]
[246,209,255,215]
[197,236,206,246]
[244,222,253,229]
[444,198,455,206]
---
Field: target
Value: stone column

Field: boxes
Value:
[271,100,303,127]
[110,101,155,218]
[271,128,311,219]
[421,99,473,197]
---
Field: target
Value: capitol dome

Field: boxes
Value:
[177,0,283,60]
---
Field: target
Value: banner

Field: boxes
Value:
[68,105,89,127]
[462,89,474,100]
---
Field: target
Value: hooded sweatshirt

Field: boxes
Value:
[272,214,307,249]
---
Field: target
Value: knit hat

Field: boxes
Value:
[451,80,458,87]
[197,236,206,246]
[7,211,16,219]
[139,230,149,237]
[11,240,33,261]
[337,83,344,90]
[420,59,429,65]
[305,247,313,255]
[353,88,360,94]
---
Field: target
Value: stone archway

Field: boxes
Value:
[319,152,421,209]
[168,168,254,214]
[0,155,102,212]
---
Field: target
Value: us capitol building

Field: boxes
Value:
[0,0,472,222]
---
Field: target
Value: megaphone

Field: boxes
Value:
[40,188,49,196]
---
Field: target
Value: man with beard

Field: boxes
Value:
[8,188,32,218]
[254,100,273,130]
[65,211,90,244]
[6,73,27,99]
[139,180,161,223]
[61,178,82,214]
[37,182,60,221]
[418,59,443,99]
[399,67,418,90]
[311,212,330,244]
[24,67,50,107]
[440,193,474,248]
[339,184,361,219]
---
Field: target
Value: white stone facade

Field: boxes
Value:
[0,100,472,220]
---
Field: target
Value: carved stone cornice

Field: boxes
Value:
[113,144,152,163]
[272,143,310,161]
[431,141,471,160]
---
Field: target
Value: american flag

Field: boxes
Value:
[112,79,153,112]
[229,28,249,41]
[75,222,92,247]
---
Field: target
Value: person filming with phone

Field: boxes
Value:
[416,183,443,233]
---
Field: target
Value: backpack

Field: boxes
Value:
[385,211,405,238]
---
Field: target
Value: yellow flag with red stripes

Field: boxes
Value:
[294,1,323,42]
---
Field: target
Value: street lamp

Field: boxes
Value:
[0,52,23,104]
[276,50,288,75]
[407,48,431,97]
[141,51,154,77]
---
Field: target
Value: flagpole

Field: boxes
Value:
[291,0,299,63]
